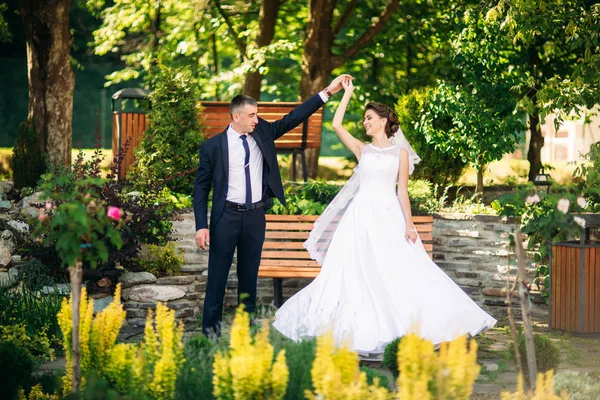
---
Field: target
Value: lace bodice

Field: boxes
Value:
[358,144,400,196]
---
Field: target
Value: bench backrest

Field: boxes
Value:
[200,102,323,150]
[258,214,434,278]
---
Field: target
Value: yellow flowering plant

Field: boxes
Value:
[57,284,185,399]
[397,333,480,400]
[306,332,389,400]
[501,371,568,400]
[213,306,289,400]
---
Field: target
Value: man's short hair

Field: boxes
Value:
[230,95,257,117]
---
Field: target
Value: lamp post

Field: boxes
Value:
[533,168,552,194]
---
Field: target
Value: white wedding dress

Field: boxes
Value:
[272,143,496,356]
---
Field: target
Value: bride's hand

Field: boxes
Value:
[406,230,418,243]
[342,78,354,92]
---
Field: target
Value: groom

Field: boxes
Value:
[194,74,352,337]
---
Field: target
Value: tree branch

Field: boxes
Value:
[213,0,247,59]
[337,0,401,67]
[333,0,359,37]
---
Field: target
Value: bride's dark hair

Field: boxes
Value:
[365,102,399,138]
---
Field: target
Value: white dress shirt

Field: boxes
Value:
[226,126,264,204]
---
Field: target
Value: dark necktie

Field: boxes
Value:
[240,135,252,207]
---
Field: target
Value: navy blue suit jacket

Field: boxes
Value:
[194,94,325,231]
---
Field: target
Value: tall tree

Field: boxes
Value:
[486,0,600,181]
[20,0,75,166]
[298,0,401,177]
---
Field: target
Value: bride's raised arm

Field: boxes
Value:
[331,78,365,160]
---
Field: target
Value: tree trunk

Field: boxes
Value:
[21,0,75,167]
[243,0,281,99]
[527,113,544,181]
[475,166,485,195]
[69,260,83,392]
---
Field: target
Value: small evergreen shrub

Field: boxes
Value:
[128,66,204,194]
[0,341,35,398]
[510,332,561,379]
[383,337,402,377]
[0,323,55,362]
[175,336,218,400]
[144,242,184,277]
[12,120,47,190]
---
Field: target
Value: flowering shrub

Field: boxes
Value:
[398,333,480,399]
[493,188,587,297]
[306,333,389,400]
[56,284,185,398]
[213,306,289,400]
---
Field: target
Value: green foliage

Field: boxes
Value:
[35,175,124,269]
[418,12,525,180]
[175,336,219,400]
[396,88,466,186]
[0,3,11,42]
[270,332,317,400]
[143,242,184,278]
[554,371,600,400]
[128,66,203,194]
[268,180,342,216]
[494,187,587,297]
[0,323,55,363]
[573,141,600,211]
[11,120,47,191]
[18,259,56,291]
[510,332,561,380]
[408,179,447,215]
[0,341,35,399]
[360,366,391,391]
[382,337,402,377]
[0,286,63,345]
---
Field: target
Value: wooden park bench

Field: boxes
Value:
[259,214,434,307]
[200,101,323,181]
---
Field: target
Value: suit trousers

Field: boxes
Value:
[201,206,266,337]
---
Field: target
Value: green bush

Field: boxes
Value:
[554,371,600,400]
[143,242,184,277]
[0,286,63,345]
[175,336,218,400]
[396,89,466,187]
[269,332,317,400]
[360,366,391,390]
[510,333,560,379]
[382,337,402,377]
[11,119,47,191]
[0,323,55,363]
[128,66,204,194]
[18,259,56,291]
[574,141,600,211]
[0,341,35,399]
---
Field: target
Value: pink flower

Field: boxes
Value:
[574,216,586,228]
[557,198,570,214]
[107,206,122,221]
[39,213,45,221]
[45,202,52,210]
[577,197,587,209]
[525,194,540,205]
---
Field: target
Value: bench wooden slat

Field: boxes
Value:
[258,269,321,278]
[266,222,315,231]
[266,215,320,222]
[261,251,313,259]
[263,241,307,249]
[260,259,320,267]
[265,231,311,239]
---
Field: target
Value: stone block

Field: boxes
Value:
[122,285,186,302]
[455,270,480,279]
[156,275,196,285]
[120,271,157,288]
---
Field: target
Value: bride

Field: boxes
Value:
[272,78,496,357]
